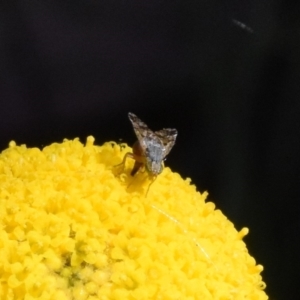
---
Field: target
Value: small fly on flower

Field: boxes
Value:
[116,112,177,195]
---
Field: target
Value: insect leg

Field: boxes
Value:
[114,152,135,172]
[145,176,157,197]
[130,160,143,176]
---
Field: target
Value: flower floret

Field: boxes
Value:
[0,137,268,299]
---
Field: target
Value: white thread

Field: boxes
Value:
[150,203,218,270]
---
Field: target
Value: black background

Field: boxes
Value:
[1,1,299,299]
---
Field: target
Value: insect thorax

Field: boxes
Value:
[143,137,165,175]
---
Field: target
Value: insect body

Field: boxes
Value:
[129,112,177,175]
[118,112,177,193]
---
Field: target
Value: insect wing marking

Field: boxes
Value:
[155,128,178,158]
[128,112,154,152]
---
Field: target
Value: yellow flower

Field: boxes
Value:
[0,136,268,300]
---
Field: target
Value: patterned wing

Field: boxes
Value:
[128,112,155,152]
[155,128,178,158]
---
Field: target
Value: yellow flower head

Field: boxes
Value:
[0,137,268,300]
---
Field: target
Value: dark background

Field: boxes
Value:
[1,1,299,299]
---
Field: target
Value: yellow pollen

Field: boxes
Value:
[0,137,268,300]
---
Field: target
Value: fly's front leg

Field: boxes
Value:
[130,141,146,176]
[114,140,145,177]
[114,152,135,174]
[130,160,144,176]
